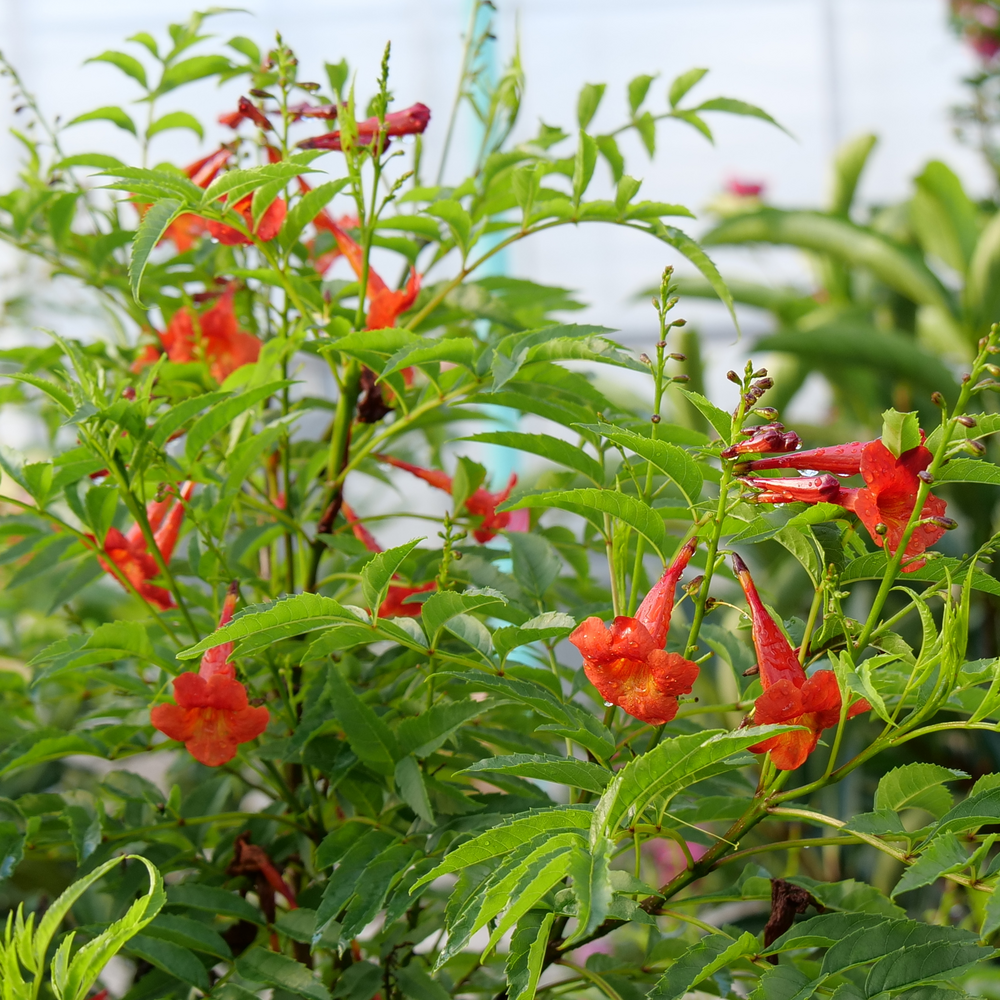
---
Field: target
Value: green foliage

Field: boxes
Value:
[0,9,999,1000]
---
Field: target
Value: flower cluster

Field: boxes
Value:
[151,582,270,766]
[738,436,950,571]
[570,540,700,726]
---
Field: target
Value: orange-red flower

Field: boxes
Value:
[342,502,435,616]
[376,455,528,543]
[569,540,699,725]
[151,582,270,766]
[298,102,431,151]
[205,193,287,246]
[732,553,869,771]
[133,286,261,383]
[96,482,194,610]
[720,422,800,460]
[740,438,949,571]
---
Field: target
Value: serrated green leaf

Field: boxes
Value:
[669,68,709,108]
[86,50,148,87]
[419,590,505,643]
[395,755,434,823]
[327,664,401,774]
[937,459,1000,485]
[126,935,209,991]
[649,931,758,1000]
[129,198,183,304]
[464,431,604,483]
[460,754,611,793]
[892,833,969,897]
[146,111,204,140]
[506,911,555,1000]
[237,947,331,1000]
[157,55,234,95]
[67,106,137,134]
[363,538,424,617]
[874,763,965,817]
[184,380,291,461]
[577,83,606,129]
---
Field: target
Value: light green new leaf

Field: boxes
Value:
[184,380,292,461]
[146,111,204,140]
[67,106,137,134]
[237,947,331,1000]
[465,431,604,483]
[492,612,576,662]
[363,538,425,618]
[676,387,732,441]
[874,763,965,817]
[129,198,183,304]
[178,593,357,659]
[669,67,709,108]
[563,843,613,945]
[125,935,209,991]
[86,50,148,87]
[829,133,877,217]
[419,589,505,643]
[281,179,350,249]
[911,160,980,274]
[891,833,968,897]
[937,459,1000,485]
[395,755,434,823]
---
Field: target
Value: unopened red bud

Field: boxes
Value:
[754,407,779,419]
[962,373,972,384]
[874,522,888,535]
[932,391,946,406]
[669,352,686,361]
[122,386,136,400]
[727,370,741,384]
[967,440,987,455]
[956,415,977,427]
[918,470,934,483]
[639,353,652,365]
[656,340,667,349]
[753,368,768,378]
[754,377,774,391]
[671,318,687,327]
[672,374,691,383]
[250,89,273,98]
[742,664,760,677]
[684,575,704,596]
[651,413,661,423]
[299,82,322,91]
[453,550,463,560]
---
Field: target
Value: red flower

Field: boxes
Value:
[151,582,269,766]
[741,439,949,571]
[741,440,867,475]
[298,102,431,151]
[569,539,699,725]
[133,286,261,383]
[236,95,273,131]
[726,178,765,198]
[205,192,287,246]
[376,455,527,543]
[720,423,801,460]
[96,482,194,610]
[342,502,435,617]
[732,553,869,771]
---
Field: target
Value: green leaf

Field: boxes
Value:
[412,808,592,887]
[912,160,980,273]
[397,699,491,757]
[146,111,204,140]
[339,844,421,942]
[127,935,210,991]
[749,965,814,1000]
[460,754,611,793]
[577,83,606,129]
[506,911,555,1000]
[704,210,952,314]
[597,728,795,835]
[237,947,331,1000]
[864,940,989,996]
[563,844,613,945]
[165,883,264,924]
[281,178,350,249]
[54,153,127,171]
[419,590,505,644]
[669,68,709,108]
[83,485,118,544]
[572,132,598,204]
[580,422,703,502]
[596,135,624,182]
[509,532,561,599]
[184,380,291,461]
[327,664,401,774]
[395,963,451,1000]
[892,833,969,897]
[492,612,576,662]
[144,913,232,960]
[395,755,434,823]
[157,55,234,95]
[178,593,356,659]
[501,488,666,557]
[67,106,137,134]
[874,763,965,817]
[86,50,148,88]
[675,388,733,442]
[129,198,183,304]
[695,96,789,134]
[201,162,306,208]
[0,821,24,880]
[362,538,425,618]
[63,805,101,863]
[465,431,604,483]
[426,199,472,252]
[649,931,758,1000]
[967,210,1000,332]
[451,457,487,514]
[881,409,922,459]
[628,74,656,114]
[937,459,1000,485]
[766,911,893,954]
[932,784,1000,837]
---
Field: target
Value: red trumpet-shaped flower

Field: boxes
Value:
[298,102,431,151]
[151,582,270,766]
[741,440,868,475]
[720,423,801,460]
[740,438,949,571]
[96,482,195,610]
[342,502,436,617]
[133,286,261,384]
[376,455,528,543]
[205,192,287,246]
[732,554,868,771]
[569,540,699,725]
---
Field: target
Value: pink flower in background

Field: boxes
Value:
[726,178,765,197]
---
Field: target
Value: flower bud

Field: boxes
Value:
[727,370,741,384]
[932,391,945,406]
[753,368,768,379]
[917,470,935,484]
[742,664,760,677]
[962,374,972,384]
[927,516,958,530]
[754,407,779,419]
[669,352,686,361]
[671,318,687,327]
[966,440,987,455]
[656,340,668,349]
[651,413,661,423]
[986,364,1000,378]
[639,353,652,365]
[684,575,704,597]
[299,82,322,92]
[672,374,691,383]
[956,415,977,427]
[753,377,774,391]
[250,89,273,98]
[874,522,888,535]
